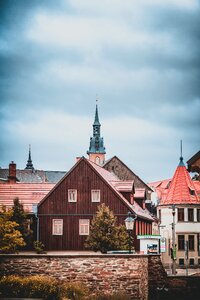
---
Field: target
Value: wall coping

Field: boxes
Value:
[0,253,161,259]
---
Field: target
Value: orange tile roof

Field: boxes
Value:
[0,182,55,213]
[161,159,200,205]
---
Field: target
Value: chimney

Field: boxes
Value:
[8,161,17,183]
[130,194,134,205]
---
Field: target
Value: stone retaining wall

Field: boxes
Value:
[0,254,166,300]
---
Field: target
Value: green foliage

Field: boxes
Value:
[63,282,89,299]
[33,240,46,254]
[11,197,33,247]
[0,275,63,299]
[0,206,25,253]
[85,204,130,253]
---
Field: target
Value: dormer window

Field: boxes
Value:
[68,189,77,202]
[189,188,195,196]
[91,190,100,202]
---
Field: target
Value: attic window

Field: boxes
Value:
[189,188,195,196]
[91,190,100,202]
[68,189,77,202]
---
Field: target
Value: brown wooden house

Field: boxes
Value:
[38,157,153,251]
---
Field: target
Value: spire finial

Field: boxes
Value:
[25,144,34,170]
[179,140,184,166]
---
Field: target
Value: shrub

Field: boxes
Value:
[63,282,89,300]
[33,240,46,254]
[0,275,63,299]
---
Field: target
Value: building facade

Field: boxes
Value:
[38,157,153,251]
[155,157,200,268]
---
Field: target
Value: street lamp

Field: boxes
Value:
[171,204,176,275]
[125,211,137,254]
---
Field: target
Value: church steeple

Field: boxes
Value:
[87,101,106,165]
[25,144,34,170]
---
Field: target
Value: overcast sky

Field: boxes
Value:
[0,0,200,182]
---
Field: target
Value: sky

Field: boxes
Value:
[0,0,200,182]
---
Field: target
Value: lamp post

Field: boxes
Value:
[125,212,137,254]
[171,204,176,275]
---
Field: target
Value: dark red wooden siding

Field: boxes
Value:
[38,159,152,250]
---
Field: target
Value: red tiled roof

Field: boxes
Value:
[161,161,200,205]
[0,182,55,213]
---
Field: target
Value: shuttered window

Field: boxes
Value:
[52,219,63,235]
[79,219,90,235]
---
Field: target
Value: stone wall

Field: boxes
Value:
[0,254,166,300]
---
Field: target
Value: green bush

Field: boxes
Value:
[0,275,63,299]
[63,282,89,299]
[33,240,46,254]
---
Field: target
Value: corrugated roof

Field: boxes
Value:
[0,183,54,213]
[161,159,200,205]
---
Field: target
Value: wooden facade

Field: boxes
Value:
[38,157,153,251]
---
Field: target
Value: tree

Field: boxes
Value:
[11,198,33,248]
[0,206,25,253]
[85,203,130,253]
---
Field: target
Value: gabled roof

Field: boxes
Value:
[0,182,54,213]
[103,156,153,192]
[187,150,200,165]
[161,158,200,205]
[38,157,153,221]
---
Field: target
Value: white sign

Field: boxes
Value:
[160,237,166,253]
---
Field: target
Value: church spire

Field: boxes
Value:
[87,100,106,165]
[25,144,34,170]
[178,140,184,167]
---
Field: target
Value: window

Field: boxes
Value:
[179,258,184,266]
[95,156,100,164]
[197,209,200,222]
[52,219,63,235]
[178,235,185,250]
[91,190,100,202]
[188,208,194,222]
[189,258,194,266]
[189,188,195,196]
[178,208,184,222]
[79,219,90,235]
[68,189,77,202]
[189,235,194,250]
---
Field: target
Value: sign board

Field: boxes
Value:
[137,235,161,240]
[160,237,166,253]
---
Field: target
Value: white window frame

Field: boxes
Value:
[79,219,90,235]
[68,189,77,202]
[91,189,100,202]
[52,219,63,235]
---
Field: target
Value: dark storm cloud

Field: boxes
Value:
[0,0,199,180]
